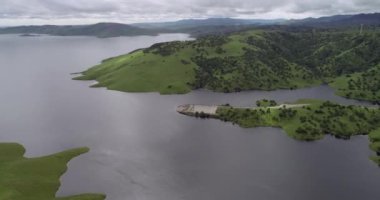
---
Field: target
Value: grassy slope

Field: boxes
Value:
[0,143,105,200]
[216,99,380,165]
[75,48,196,94]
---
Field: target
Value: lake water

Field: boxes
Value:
[0,34,379,200]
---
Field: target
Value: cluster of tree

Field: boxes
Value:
[295,124,322,139]
[340,65,380,102]
[217,100,380,141]
[190,52,306,92]
[246,31,380,77]
[278,107,298,119]
[218,107,268,125]
[144,41,190,56]
[296,102,380,139]
[178,29,380,95]
[256,99,277,107]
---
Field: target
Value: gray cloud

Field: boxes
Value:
[0,0,379,25]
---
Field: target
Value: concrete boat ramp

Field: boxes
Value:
[176,104,218,116]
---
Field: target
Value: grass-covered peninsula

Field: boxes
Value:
[178,99,380,165]
[0,143,105,200]
[75,27,380,101]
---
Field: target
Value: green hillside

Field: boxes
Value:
[75,28,380,100]
[0,143,105,200]
[330,64,380,103]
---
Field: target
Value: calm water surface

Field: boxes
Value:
[0,34,379,200]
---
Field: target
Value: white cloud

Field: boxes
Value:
[0,0,378,26]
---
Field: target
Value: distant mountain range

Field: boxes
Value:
[132,18,285,29]
[290,13,380,27]
[0,22,160,38]
[0,13,379,38]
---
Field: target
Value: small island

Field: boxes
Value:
[177,99,380,165]
[0,143,105,200]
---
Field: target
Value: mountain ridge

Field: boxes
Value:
[1,13,379,38]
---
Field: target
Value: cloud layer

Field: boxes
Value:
[0,0,379,25]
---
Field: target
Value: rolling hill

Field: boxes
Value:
[74,27,380,103]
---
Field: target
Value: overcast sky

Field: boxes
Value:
[0,0,379,26]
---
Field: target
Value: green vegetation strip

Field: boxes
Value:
[0,143,105,200]
[214,99,380,165]
[75,28,380,102]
